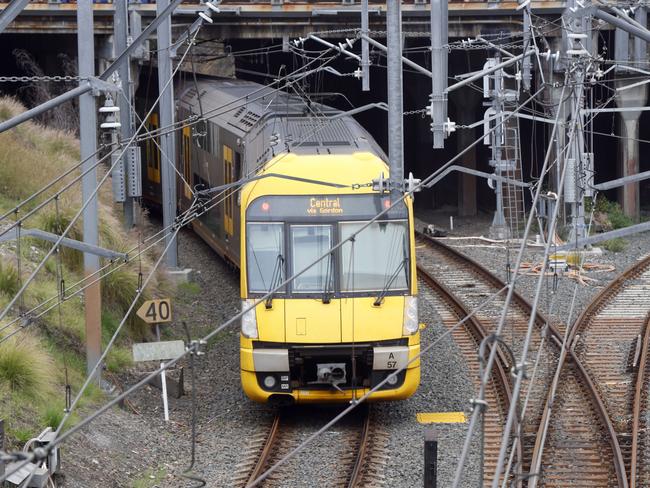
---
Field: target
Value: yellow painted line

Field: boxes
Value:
[417,412,467,424]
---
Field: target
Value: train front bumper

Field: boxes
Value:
[240,338,420,404]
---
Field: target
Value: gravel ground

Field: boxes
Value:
[374,279,482,488]
[56,223,484,487]
[57,202,650,487]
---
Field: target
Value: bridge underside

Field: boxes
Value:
[1,1,564,38]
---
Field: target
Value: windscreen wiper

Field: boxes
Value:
[322,252,334,304]
[265,254,285,309]
[373,257,408,306]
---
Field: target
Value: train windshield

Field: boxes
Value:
[246,195,410,296]
[246,223,285,293]
[339,221,409,292]
[290,225,334,293]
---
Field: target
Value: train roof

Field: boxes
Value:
[177,78,387,159]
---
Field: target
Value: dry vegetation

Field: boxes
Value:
[0,97,169,448]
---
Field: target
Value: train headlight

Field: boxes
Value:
[241,299,259,339]
[403,296,419,335]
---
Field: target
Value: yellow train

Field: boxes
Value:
[143,79,420,404]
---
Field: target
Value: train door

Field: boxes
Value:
[284,224,341,343]
[223,144,234,238]
[181,126,192,201]
[146,113,161,185]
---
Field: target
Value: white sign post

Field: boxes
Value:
[132,298,177,423]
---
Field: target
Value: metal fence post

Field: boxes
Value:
[424,429,438,488]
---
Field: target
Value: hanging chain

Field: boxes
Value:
[403,108,428,117]
[0,75,81,83]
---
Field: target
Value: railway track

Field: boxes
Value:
[534,254,650,488]
[417,262,517,486]
[232,406,387,487]
[415,232,627,487]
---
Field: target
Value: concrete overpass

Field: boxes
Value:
[1,1,565,38]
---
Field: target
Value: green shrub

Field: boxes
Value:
[602,238,627,252]
[0,335,53,398]
[591,196,633,230]
[0,260,20,296]
[41,404,64,430]
[608,204,633,229]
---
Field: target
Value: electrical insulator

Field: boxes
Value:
[443,118,456,136]
[405,172,422,194]
[372,172,388,193]
[99,98,121,130]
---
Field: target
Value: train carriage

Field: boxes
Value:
[142,78,421,403]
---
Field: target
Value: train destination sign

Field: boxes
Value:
[247,194,408,220]
[307,196,343,216]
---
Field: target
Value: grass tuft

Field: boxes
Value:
[178,281,201,296]
[0,260,20,296]
[601,238,627,253]
[0,335,54,398]
[106,346,133,373]
[102,267,152,341]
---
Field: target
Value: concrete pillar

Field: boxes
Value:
[453,87,481,217]
[615,80,647,222]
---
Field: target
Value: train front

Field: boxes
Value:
[239,152,420,404]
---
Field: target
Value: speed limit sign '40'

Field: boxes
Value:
[136,298,172,324]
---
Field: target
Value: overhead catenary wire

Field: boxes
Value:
[489,77,584,488]
[0,24,203,332]
[0,81,546,485]
[452,74,568,488]
[0,60,369,343]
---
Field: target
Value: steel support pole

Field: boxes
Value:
[157,0,178,268]
[430,0,447,148]
[522,3,533,91]
[0,0,30,34]
[114,0,135,229]
[361,0,370,91]
[386,0,403,191]
[0,0,183,135]
[593,8,650,44]
[77,0,102,382]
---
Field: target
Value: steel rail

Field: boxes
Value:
[245,414,281,487]
[417,263,521,486]
[630,312,650,488]
[346,409,371,488]
[542,254,650,488]
[417,232,628,487]
[243,408,371,488]
[528,252,646,486]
